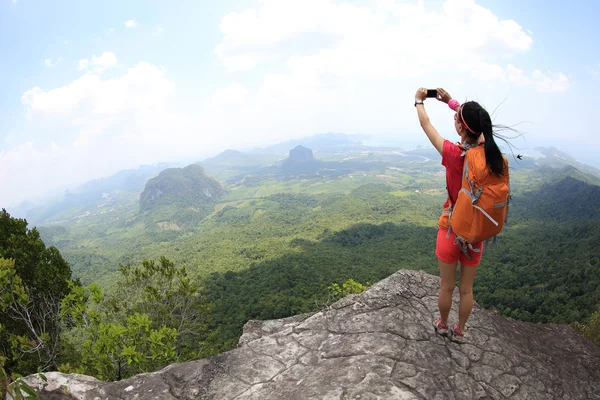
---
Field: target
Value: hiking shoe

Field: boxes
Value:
[450,323,464,342]
[432,317,449,336]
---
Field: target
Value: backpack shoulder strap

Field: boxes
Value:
[458,141,484,156]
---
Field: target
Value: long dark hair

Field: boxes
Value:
[459,101,509,176]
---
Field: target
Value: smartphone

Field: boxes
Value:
[426,89,438,98]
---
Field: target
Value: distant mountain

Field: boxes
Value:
[250,133,366,155]
[78,163,176,194]
[522,165,600,189]
[201,149,248,166]
[530,147,600,177]
[9,163,176,226]
[12,135,600,230]
[197,149,284,181]
[280,145,322,174]
[140,164,227,230]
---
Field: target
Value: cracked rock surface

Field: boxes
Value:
[20,269,600,399]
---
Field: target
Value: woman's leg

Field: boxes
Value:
[458,264,479,332]
[438,258,458,324]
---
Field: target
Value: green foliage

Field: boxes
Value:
[513,176,600,222]
[0,260,42,400]
[0,259,28,309]
[328,279,370,297]
[60,257,210,380]
[202,222,437,351]
[0,210,71,299]
[139,164,228,231]
[118,257,211,359]
[60,283,178,381]
[570,309,600,345]
[1,358,41,400]
[0,209,73,377]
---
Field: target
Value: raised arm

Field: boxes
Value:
[415,88,444,155]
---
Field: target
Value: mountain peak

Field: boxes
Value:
[280,145,318,172]
[288,145,315,163]
[139,164,227,229]
[24,269,600,399]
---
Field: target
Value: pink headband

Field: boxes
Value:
[459,105,478,135]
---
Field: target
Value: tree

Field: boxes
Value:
[60,281,178,381]
[0,258,43,400]
[118,257,211,360]
[59,257,211,380]
[0,209,73,376]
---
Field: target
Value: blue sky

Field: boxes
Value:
[1,0,599,207]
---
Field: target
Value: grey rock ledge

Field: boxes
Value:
[17,269,600,400]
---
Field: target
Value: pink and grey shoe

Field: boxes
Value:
[450,323,465,343]
[432,317,449,336]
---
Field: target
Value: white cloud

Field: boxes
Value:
[76,51,118,73]
[125,19,138,28]
[203,0,577,153]
[216,0,534,76]
[23,59,173,117]
[465,62,566,90]
[44,57,63,68]
[92,52,117,70]
[3,59,199,206]
[505,65,531,86]
[585,64,600,78]
[205,0,579,159]
[153,26,164,36]
[77,59,90,71]
[214,45,257,72]
[532,70,570,93]
[214,83,248,105]
[214,0,565,95]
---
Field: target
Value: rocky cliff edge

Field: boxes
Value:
[18,269,600,399]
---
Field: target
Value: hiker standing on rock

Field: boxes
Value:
[414,87,510,342]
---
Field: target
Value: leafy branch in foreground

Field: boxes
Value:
[1,258,44,400]
[59,257,211,381]
[59,281,178,381]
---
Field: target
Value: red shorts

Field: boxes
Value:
[436,228,483,267]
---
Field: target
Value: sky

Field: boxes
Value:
[1,0,600,207]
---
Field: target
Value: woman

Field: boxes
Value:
[414,87,507,342]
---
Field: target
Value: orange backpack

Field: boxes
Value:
[446,144,510,259]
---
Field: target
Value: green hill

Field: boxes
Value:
[140,164,227,231]
[513,175,600,222]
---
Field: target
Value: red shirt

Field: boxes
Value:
[442,139,464,208]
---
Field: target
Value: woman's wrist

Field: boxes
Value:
[448,99,460,111]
